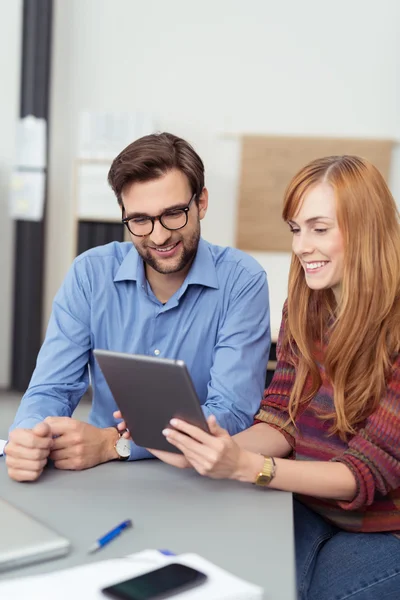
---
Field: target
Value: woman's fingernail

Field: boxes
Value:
[162,429,171,436]
[170,419,178,426]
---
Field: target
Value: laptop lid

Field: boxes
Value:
[0,497,71,572]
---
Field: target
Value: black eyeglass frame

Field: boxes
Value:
[121,193,197,237]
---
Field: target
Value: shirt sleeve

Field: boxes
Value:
[9,258,92,432]
[127,443,154,460]
[254,302,297,448]
[202,269,271,434]
[8,259,153,463]
[332,354,400,510]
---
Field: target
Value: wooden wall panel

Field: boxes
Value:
[236,136,393,252]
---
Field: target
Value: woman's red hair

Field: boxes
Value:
[282,155,400,436]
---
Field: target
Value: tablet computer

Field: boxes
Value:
[94,350,209,453]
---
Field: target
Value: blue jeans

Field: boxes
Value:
[294,499,400,600]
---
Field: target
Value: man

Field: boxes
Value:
[6,132,270,482]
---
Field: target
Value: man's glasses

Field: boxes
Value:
[122,193,196,237]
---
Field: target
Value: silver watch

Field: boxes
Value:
[114,434,130,460]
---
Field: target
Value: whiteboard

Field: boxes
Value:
[76,161,121,222]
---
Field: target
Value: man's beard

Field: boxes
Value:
[135,226,200,275]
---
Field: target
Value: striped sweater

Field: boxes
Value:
[255,313,400,534]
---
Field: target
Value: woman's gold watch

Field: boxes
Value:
[254,456,276,487]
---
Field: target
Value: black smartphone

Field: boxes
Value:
[101,563,207,600]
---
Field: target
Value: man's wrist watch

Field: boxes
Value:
[254,456,276,487]
[114,433,131,461]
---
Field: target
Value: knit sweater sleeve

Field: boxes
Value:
[254,302,297,448]
[332,353,400,510]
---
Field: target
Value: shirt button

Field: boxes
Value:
[154,349,161,356]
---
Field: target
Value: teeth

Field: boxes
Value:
[156,244,176,253]
[307,261,327,270]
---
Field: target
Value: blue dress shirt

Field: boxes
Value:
[10,238,271,460]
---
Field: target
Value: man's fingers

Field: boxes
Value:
[53,458,86,471]
[9,429,53,450]
[52,459,72,471]
[114,418,130,438]
[7,468,44,482]
[112,411,128,433]
[50,434,75,451]
[5,445,49,461]
[6,455,47,471]
[44,416,73,435]
[49,447,78,461]
[32,421,51,438]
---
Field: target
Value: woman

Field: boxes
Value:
[117,155,400,599]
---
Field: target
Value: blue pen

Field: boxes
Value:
[88,519,133,554]
[158,549,176,556]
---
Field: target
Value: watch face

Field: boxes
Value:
[256,474,271,487]
[116,436,131,458]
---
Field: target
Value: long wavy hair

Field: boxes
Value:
[282,155,400,437]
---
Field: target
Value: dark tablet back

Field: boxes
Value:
[94,350,209,453]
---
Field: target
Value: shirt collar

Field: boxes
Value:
[113,246,145,285]
[113,238,219,290]
[184,238,219,289]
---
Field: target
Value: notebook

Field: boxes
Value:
[0,497,71,572]
[0,549,264,599]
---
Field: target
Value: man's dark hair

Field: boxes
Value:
[107,132,205,207]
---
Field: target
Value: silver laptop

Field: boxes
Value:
[0,497,71,572]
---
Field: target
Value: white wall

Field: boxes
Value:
[0,0,22,387]
[47,0,400,337]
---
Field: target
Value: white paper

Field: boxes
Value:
[76,162,121,221]
[79,112,155,160]
[15,116,46,169]
[9,170,45,221]
[0,440,6,456]
[0,550,263,600]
